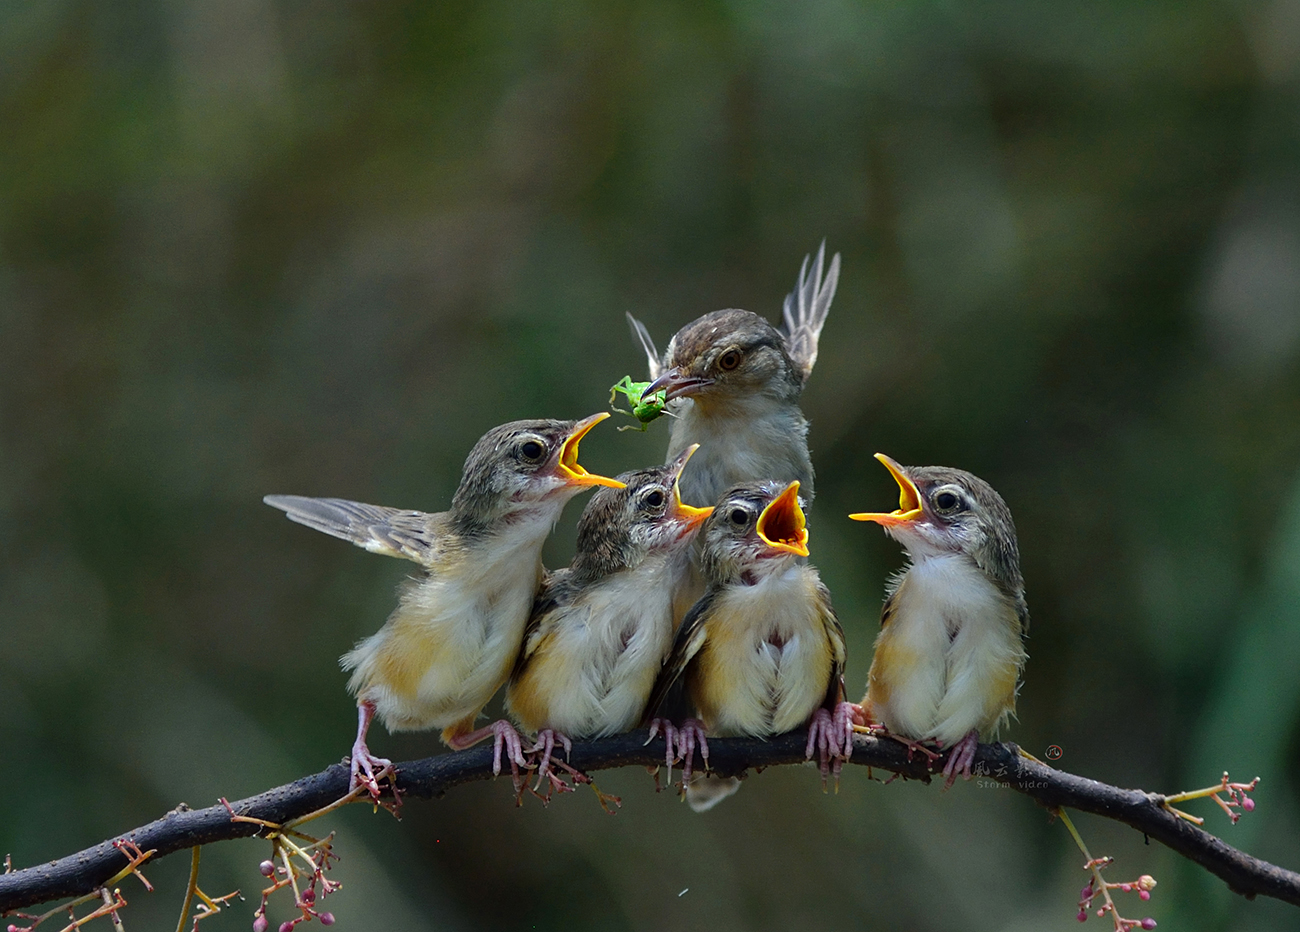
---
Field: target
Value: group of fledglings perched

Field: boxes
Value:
[265,244,1028,812]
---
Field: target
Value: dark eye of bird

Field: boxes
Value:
[643,489,665,510]
[729,507,749,526]
[519,440,545,462]
[717,348,742,371]
[935,491,960,511]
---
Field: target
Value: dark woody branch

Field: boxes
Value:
[2,733,1295,915]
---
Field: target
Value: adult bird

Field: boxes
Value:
[264,414,624,798]
[627,242,841,508]
[645,480,853,811]
[850,453,1029,787]
[505,445,712,789]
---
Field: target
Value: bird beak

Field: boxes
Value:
[849,453,923,526]
[667,444,713,529]
[644,367,714,401]
[555,413,625,488]
[757,480,809,556]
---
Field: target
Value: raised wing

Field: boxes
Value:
[779,241,841,385]
[263,494,439,564]
[625,312,664,381]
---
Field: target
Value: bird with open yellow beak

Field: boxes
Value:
[264,414,624,798]
[850,453,1028,788]
[628,244,841,632]
[645,480,851,810]
[505,445,713,790]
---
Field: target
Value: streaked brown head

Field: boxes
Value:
[851,454,1023,600]
[644,309,803,409]
[451,414,623,532]
[570,444,712,581]
[699,480,810,585]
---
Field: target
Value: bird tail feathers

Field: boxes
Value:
[780,240,841,385]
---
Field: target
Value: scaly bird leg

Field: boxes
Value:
[530,728,576,796]
[674,718,710,789]
[350,699,396,803]
[941,729,980,789]
[805,702,857,787]
[645,718,710,789]
[446,719,529,790]
[645,718,680,784]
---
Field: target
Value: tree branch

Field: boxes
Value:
[2,732,1294,915]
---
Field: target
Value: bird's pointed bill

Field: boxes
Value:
[668,444,713,529]
[849,453,923,526]
[757,481,809,556]
[645,367,714,401]
[555,413,625,488]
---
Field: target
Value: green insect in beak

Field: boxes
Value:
[608,376,669,431]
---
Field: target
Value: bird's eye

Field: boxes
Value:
[729,507,750,526]
[642,489,665,510]
[933,490,962,512]
[518,440,546,462]
[717,348,743,371]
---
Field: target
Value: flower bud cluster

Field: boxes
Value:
[1216,774,1260,824]
[1074,859,1156,931]
[250,828,341,932]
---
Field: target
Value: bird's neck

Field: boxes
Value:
[712,561,818,628]
[451,491,568,541]
[891,549,1006,624]
[455,499,565,565]
[667,397,812,507]
[569,547,635,587]
[672,387,796,426]
[585,550,675,608]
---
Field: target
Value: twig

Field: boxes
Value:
[1,734,1296,915]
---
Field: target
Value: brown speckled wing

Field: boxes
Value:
[817,580,847,708]
[642,589,715,724]
[263,495,442,564]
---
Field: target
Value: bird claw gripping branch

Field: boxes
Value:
[805,703,857,788]
[645,718,710,789]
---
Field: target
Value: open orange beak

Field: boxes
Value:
[757,480,809,556]
[849,453,922,526]
[666,444,713,529]
[556,413,625,489]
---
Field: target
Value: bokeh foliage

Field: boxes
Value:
[3,1,1300,929]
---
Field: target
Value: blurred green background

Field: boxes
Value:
[4,1,1300,929]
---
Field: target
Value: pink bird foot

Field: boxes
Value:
[530,728,575,794]
[646,717,710,787]
[349,700,397,804]
[447,719,529,790]
[941,729,980,789]
[805,702,857,786]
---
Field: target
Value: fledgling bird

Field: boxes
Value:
[504,445,713,787]
[850,453,1028,787]
[645,480,853,811]
[627,242,841,508]
[264,413,624,798]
